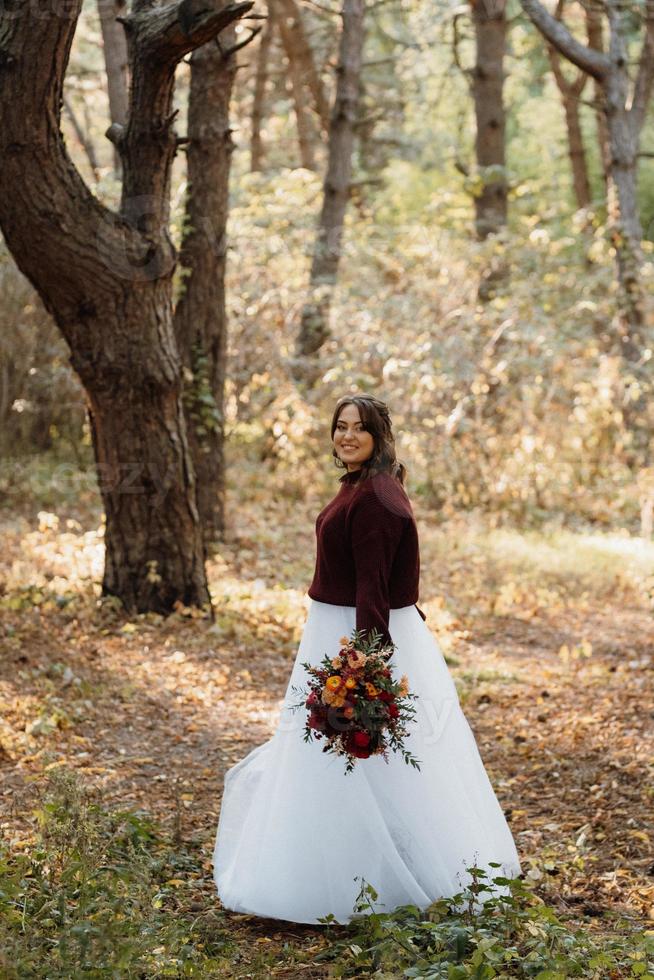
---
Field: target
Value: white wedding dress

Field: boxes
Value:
[213,598,522,924]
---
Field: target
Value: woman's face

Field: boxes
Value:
[333,403,374,471]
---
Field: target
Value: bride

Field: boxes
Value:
[213,393,522,924]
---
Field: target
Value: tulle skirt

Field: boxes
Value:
[212,599,522,925]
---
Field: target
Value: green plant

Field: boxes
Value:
[0,770,233,978]
[312,864,654,978]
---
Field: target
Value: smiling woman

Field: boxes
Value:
[212,394,522,925]
[333,401,375,472]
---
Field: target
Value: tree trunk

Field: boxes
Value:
[546,0,591,210]
[250,6,275,170]
[97,0,129,172]
[274,0,317,169]
[293,0,365,380]
[560,90,591,208]
[585,3,611,193]
[603,0,649,370]
[83,344,210,613]
[276,0,330,132]
[470,0,508,240]
[0,0,252,614]
[174,30,238,550]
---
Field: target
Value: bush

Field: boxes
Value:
[0,770,233,978]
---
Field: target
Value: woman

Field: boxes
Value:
[213,394,522,924]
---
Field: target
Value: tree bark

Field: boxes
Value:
[470,0,508,240]
[97,0,129,171]
[174,29,238,549]
[250,6,275,170]
[0,0,252,614]
[293,0,365,380]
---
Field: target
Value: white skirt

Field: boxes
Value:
[212,599,522,925]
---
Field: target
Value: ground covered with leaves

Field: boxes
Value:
[1,466,653,976]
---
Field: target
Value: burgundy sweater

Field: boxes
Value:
[307,467,426,648]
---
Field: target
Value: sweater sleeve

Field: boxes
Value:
[349,481,407,648]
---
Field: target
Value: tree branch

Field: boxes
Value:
[520,0,609,80]
[546,1,588,99]
[123,0,254,65]
[219,24,262,58]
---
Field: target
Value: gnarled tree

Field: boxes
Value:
[0,0,252,614]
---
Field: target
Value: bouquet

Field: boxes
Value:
[290,627,421,774]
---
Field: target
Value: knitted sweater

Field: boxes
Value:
[307,467,425,648]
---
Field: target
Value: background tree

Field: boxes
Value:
[97,0,129,172]
[173,24,250,549]
[470,0,508,241]
[520,0,654,457]
[250,5,276,170]
[546,0,592,211]
[274,0,320,168]
[293,0,366,383]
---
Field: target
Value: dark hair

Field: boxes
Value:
[330,394,407,486]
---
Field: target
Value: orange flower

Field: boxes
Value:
[323,688,346,707]
[365,682,379,698]
[325,675,342,691]
[399,674,409,696]
[331,656,343,668]
[344,677,357,690]
[339,636,351,647]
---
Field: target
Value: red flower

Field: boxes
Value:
[306,691,318,707]
[353,730,370,747]
[351,745,371,759]
[388,704,399,719]
[309,709,326,731]
[378,691,393,703]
